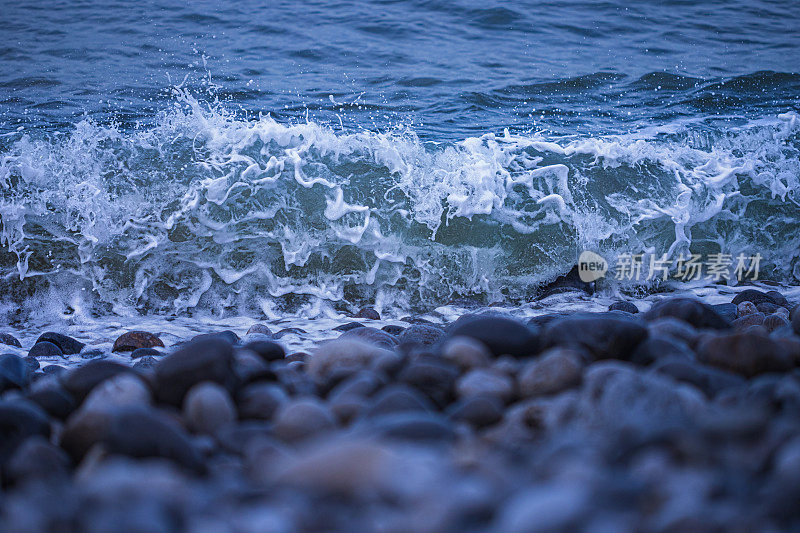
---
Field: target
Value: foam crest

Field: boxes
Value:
[1,94,798,319]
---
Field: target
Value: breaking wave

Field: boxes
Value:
[1,90,798,319]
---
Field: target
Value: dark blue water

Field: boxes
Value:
[1,0,799,318]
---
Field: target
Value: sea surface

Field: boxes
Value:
[1,0,799,343]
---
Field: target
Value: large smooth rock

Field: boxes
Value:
[643,298,731,330]
[61,360,132,402]
[440,336,492,369]
[0,332,21,348]
[732,289,789,310]
[4,436,71,485]
[34,332,85,355]
[28,341,63,358]
[25,385,77,420]
[307,339,393,382]
[365,384,436,417]
[628,334,694,366]
[0,354,30,392]
[339,327,399,348]
[518,347,584,397]
[697,331,794,377]
[0,400,51,463]
[242,339,285,362]
[447,315,538,358]
[112,331,164,353]
[236,382,288,420]
[105,407,205,473]
[446,394,504,428]
[153,338,236,406]
[397,356,459,407]
[272,398,337,442]
[541,313,647,361]
[81,373,152,414]
[456,368,514,402]
[354,307,380,320]
[396,324,446,346]
[183,382,237,435]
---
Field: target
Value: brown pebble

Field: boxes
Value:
[112,331,164,353]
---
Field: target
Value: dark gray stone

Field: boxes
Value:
[154,338,236,406]
[447,315,539,358]
[542,313,647,361]
[34,332,85,355]
[0,354,30,392]
[28,341,63,358]
[61,360,132,402]
[0,333,21,348]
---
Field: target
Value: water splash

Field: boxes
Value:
[1,91,798,320]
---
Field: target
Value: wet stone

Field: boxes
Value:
[339,326,399,348]
[28,341,63,358]
[112,331,165,353]
[441,336,492,370]
[154,338,236,406]
[737,301,759,318]
[397,324,446,347]
[183,382,237,435]
[333,321,365,332]
[518,348,584,397]
[246,323,273,337]
[643,298,731,330]
[609,301,639,314]
[131,347,162,358]
[34,332,85,355]
[0,354,30,392]
[733,312,764,330]
[697,331,793,377]
[447,315,539,358]
[381,324,406,336]
[764,314,791,333]
[542,313,647,361]
[61,360,132,402]
[242,339,285,362]
[0,332,22,348]
[354,307,380,320]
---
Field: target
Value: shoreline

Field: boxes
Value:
[1,286,800,529]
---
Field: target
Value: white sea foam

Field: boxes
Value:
[0,92,798,322]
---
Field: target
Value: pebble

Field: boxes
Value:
[609,301,638,314]
[153,337,236,406]
[246,323,273,336]
[456,368,514,402]
[183,382,237,435]
[447,315,539,358]
[0,354,30,392]
[737,301,759,318]
[131,347,161,358]
[441,336,492,369]
[732,289,788,309]
[542,314,647,361]
[366,384,436,417]
[396,324,446,346]
[104,407,205,473]
[25,384,77,420]
[643,297,731,329]
[34,332,85,355]
[112,331,164,352]
[0,399,52,463]
[5,436,71,485]
[764,314,791,333]
[733,311,765,329]
[307,338,393,382]
[697,331,793,377]
[28,341,63,358]
[354,307,380,320]
[236,382,288,420]
[81,373,152,414]
[446,394,504,428]
[272,398,337,442]
[332,321,365,332]
[518,348,584,397]
[242,339,285,362]
[0,332,22,348]
[381,324,406,336]
[61,360,132,402]
[339,326,399,348]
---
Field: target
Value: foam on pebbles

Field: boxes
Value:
[2,292,800,530]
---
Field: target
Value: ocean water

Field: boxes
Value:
[1,0,799,336]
